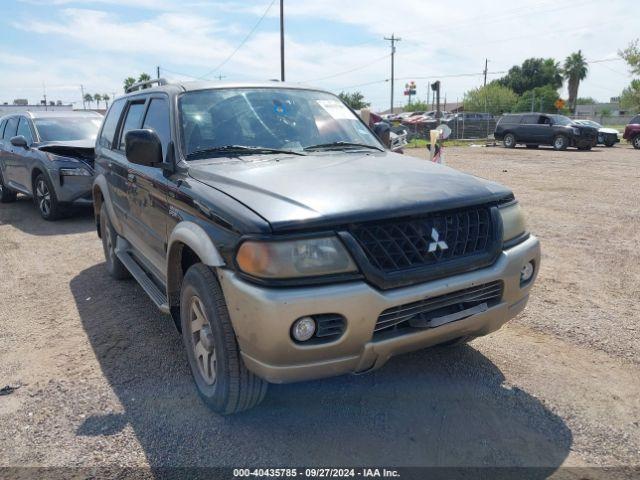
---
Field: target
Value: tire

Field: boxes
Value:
[33,173,61,220]
[503,133,516,149]
[525,144,539,149]
[180,264,267,415]
[633,135,640,150]
[604,140,615,148]
[552,135,569,151]
[0,171,17,203]
[99,203,130,280]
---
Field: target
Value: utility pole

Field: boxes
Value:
[384,34,401,114]
[80,85,86,110]
[157,66,160,79]
[215,74,226,81]
[483,59,488,87]
[280,0,285,81]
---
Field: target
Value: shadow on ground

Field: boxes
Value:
[0,196,93,236]
[70,264,572,472]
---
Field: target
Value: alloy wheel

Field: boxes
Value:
[554,137,565,150]
[634,136,640,149]
[36,179,51,216]
[189,296,217,385]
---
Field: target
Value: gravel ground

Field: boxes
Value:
[0,145,639,475]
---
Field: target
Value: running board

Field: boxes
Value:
[115,242,170,314]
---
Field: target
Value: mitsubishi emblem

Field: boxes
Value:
[427,228,448,253]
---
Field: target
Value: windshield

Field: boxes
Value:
[34,117,102,142]
[582,120,601,128]
[549,114,573,126]
[178,88,382,158]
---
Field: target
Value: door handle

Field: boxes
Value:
[127,173,136,183]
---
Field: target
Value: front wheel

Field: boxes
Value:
[553,135,569,151]
[181,264,267,415]
[633,135,640,150]
[100,203,130,280]
[34,173,61,220]
[503,133,516,149]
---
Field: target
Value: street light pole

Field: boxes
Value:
[280,0,285,81]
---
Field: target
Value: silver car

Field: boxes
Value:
[0,111,102,219]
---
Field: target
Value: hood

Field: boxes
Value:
[188,152,512,232]
[598,127,619,135]
[37,140,95,164]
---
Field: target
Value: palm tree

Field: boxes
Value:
[102,94,110,108]
[123,77,136,92]
[93,93,102,109]
[83,93,93,109]
[563,50,588,113]
[138,73,151,89]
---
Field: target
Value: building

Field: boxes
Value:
[0,103,74,116]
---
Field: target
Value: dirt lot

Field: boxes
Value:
[0,145,639,474]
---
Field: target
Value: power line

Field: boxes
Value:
[302,54,390,83]
[199,0,277,80]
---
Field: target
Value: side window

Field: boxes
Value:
[17,118,34,145]
[0,120,6,140]
[99,99,126,149]
[4,117,18,139]
[118,101,146,150]
[142,98,171,159]
[631,115,640,125]
[521,115,538,124]
[538,116,551,125]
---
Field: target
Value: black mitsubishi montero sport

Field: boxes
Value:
[93,79,540,414]
[494,113,598,150]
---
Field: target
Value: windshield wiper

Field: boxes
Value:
[303,141,384,152]
[187,145,306,159]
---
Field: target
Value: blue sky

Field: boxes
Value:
[0,0,636,110]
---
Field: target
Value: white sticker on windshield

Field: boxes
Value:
[316,99,353,120]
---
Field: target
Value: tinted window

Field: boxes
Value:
[631,115,640,124]
[4,117,18,139]
[99,99,126,149]
[119,102,146,150]
[142,98,171,159]
[499,115,519,125]
[34,117,101,142]
[17,118,34,144]
[0,120,6,139]
[521,115,539,124]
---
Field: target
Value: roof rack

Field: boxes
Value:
[126,78,169,93]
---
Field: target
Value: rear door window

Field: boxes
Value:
[4,117,19,139]
[521,115,539,124]
[99,98,126,149]
[118,101,146,150]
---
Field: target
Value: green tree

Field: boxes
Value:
[337,91,370,110]
[93,93,102,109]
[83,93,93,109]
[619,39,640,76]
[403,100,429,112]
[496,58,563,95]
[138,73,152,89]
[463,83,519,115]
[576,97,598,105]
[620,79,640,112]
[513,85,560,113]
[123,77,136,92]
[102,94,110,108]
[563,50,588,113]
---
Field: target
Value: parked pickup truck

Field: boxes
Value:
[93,79,540,414]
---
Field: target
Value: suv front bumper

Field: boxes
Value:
[218,235,540,384]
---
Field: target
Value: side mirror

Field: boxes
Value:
[10,135,28,149]
[125,129,163,167]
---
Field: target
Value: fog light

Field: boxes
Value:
[291,317,316,342]
[520,261,534,284]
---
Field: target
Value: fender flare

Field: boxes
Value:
[166,221,226,309]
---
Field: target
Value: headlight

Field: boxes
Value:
[60,167,91,176]
[499,202,527,243]
[236,236,357,279]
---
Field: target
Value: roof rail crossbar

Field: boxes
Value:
[126,78,169,93]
